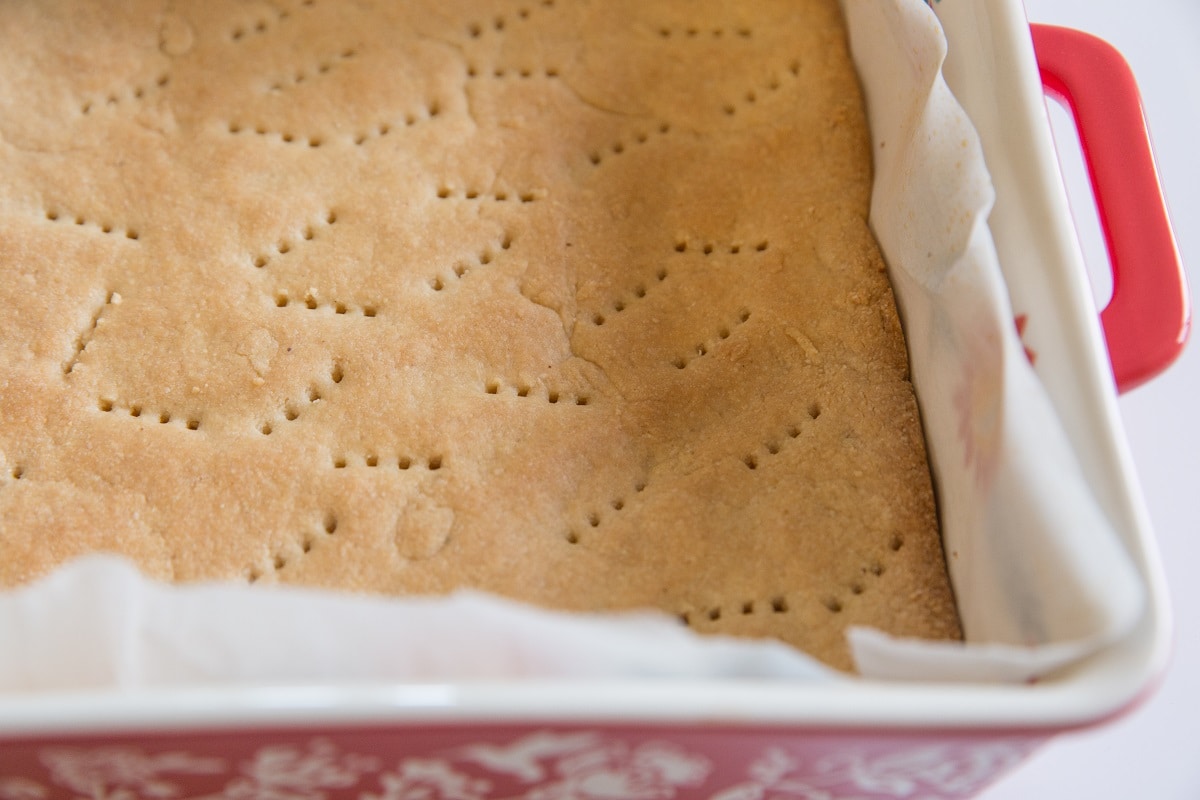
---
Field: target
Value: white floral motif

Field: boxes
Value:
[708,748,831,800]
[814,745,1026,798]
[457,732,603,782]
[39,747,225,800]
[520,741,711,800]
[210,738,378,800]
[709,749,830,800]
[453,731,710,799]
[0,777,48,800]
[710,743,1030,800]
[362,759,490,800]
[15,734,1032,800]
[16,733,715,800]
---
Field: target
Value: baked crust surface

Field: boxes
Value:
[0,0,960,669]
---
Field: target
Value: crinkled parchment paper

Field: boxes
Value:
[0,0,1142,690]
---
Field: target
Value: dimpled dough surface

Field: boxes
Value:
[0,0,961,670]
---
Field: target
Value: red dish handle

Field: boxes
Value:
[1031,24,1190,393]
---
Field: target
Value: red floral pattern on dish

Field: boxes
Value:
[1014,314,1037,365]
[954,328,1003,490]
[0,729,1040,800]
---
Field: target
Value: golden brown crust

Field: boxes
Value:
[0,0,960,670]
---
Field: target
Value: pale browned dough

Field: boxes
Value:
[0,0,961,670]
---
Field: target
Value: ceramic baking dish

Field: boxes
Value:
[0,1,1188,797]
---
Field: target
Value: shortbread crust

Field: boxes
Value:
[0,0,961,669]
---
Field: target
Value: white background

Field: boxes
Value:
[981,1,1200,798]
